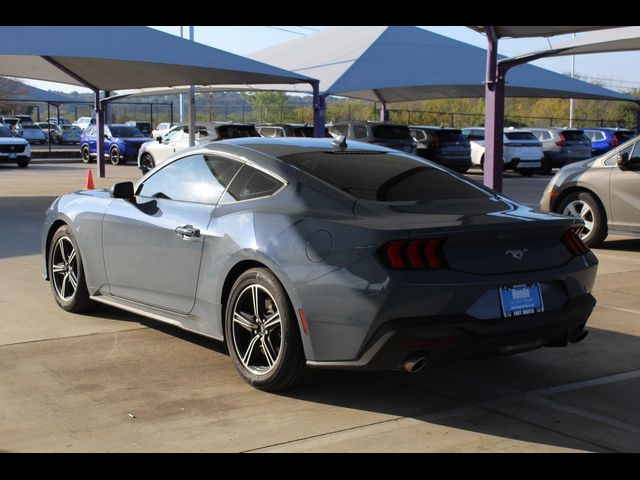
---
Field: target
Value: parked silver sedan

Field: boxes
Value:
[540,134,640,247]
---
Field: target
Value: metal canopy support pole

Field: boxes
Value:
[104,91,112,124]
[47,102,51,153]
[188,26,196,147]
[483,26,504,193]
[373,89,389,122]
[311,81,325,137]
[636,101,640,132]
[95,90,105,178]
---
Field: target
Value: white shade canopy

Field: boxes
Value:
[235,26,633,103]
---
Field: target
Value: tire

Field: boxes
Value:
[17,158,30,168]
[47,224,93,313]
[225,268,309,392]
[456,166,470,174]
[81,145,93,164]
[518,169,534,177]
[109,147,124,165]
[140,153,155,174]
[558,191,607,247]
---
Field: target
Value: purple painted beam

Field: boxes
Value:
[483,26,504,193]
[312,81,326,137]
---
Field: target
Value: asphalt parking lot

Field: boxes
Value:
[1,161,640,452]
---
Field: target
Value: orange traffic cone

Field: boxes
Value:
[85,169,95,190]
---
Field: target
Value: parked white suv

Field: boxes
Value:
[73,117,92,131]
[462,127,544,176]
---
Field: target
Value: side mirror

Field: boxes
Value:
[156,136,163,143]
[627,156,640,171]
[110,181,134,199]
[617,152,629,170]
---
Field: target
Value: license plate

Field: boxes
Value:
[8,153,17,159]
[499,283,544,318]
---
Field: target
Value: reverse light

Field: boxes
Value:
[562,227,590,256]
[379,238,447,270]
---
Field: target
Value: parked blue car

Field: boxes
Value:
[80,124,149,165]
[582,128,635,155]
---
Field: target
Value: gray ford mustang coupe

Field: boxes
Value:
[42,137,598,391]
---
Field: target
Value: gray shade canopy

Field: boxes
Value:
[467,26,617,39]
[0,26,313,91]
[510,26,640,59]
[0,77,71,104]
[242,26,632,103]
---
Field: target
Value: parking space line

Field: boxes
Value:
[528,396,640,436]
[596,303,640,317]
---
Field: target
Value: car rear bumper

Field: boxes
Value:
[307,293,595,370]
[297,252,598,365]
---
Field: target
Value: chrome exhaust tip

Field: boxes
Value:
[403,354,428,373]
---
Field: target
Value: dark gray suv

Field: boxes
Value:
[528,128,592,174]
[410,126,472,173]
[328,121,416,154]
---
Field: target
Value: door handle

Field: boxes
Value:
[175,225,200,238]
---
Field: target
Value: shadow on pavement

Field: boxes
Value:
[0,196,57,259]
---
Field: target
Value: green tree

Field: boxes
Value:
[241,91,292,123]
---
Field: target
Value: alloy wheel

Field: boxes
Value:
[231,284,282,375]
[562,200,594,239]
[51,236,79,301]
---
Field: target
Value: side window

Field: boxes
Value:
[604,143,634,166]
[225,165,284,202]
[260,127,275,138]
[540,131,552,140]
[353,125,367,138]
[274,128,285,138]
[330,124,348,136]
[631,141,640,160]
[138,154,242,204]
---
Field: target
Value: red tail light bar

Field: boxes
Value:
[562,227,590,256]
[379,238,447,270]
[556,132,567,146]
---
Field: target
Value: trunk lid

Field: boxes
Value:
[354,197,578,274]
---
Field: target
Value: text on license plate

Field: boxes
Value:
[499,283,544,318]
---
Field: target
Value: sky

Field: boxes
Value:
[24,26,640,95]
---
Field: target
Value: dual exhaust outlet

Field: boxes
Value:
[403,353,429,373]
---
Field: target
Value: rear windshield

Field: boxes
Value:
[559,130,586,141]
[433,130,468,143]
[504,131,537,141]
[371,125,413,141]
[281,152,489,202]
[613,131,635,142]
[110,126,144,137]
[216,125,259,139]
[293,126,315,137]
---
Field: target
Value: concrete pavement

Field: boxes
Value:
[1,162,639,452]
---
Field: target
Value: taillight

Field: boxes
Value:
[379,239,447,270]
[609,137,619,147]
[562,227,589,256]
[556,132,567,147]
[429,136,440,148]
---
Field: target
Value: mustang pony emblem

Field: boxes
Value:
[505,248,529,261]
